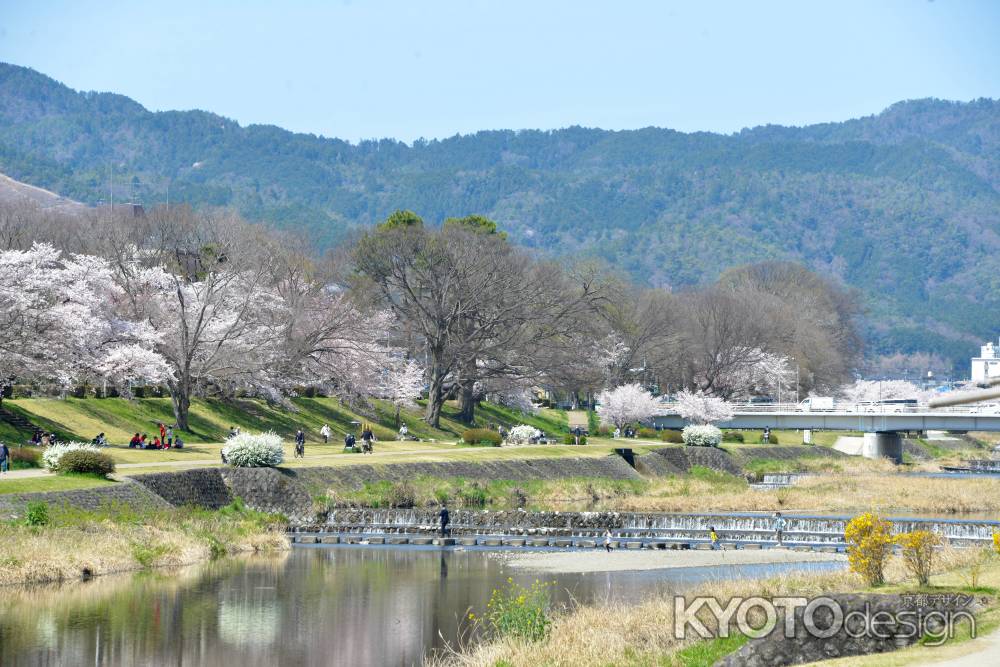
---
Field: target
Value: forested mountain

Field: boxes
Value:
[1,62,998,372]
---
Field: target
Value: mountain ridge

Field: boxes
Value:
[1,61,999,372]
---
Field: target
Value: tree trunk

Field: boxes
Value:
[425,362,446,428]
[458,379,476,424]
[169,380,191,431]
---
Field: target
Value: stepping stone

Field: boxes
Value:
[693,543,713,550]
[721,543,737,550]
[502,538,526,547]
[742,543,762,550]
[459,537,479,546]
[552,539,573,548]
[818,546,838,553]
[433,538,456,546]
[299,535,317,544]
[625,541,643,550]
[409,537,433,545]
[387,537,409,545]
[650,542,668,550]
[368,536,386,545]
[320,536,339,544]
[530,538,551,547]
[576,540,597,548]
[481,538,502,546]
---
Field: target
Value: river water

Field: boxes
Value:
[0,545,843,666]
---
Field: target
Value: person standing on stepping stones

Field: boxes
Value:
[439,504,450,537]
[604,529,613,552]
[774,512,787,547]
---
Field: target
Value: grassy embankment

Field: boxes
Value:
[0,498,289,586]
[430,548,1000,667]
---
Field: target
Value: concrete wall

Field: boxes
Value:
[132,468,233,509]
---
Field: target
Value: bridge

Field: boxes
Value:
[651,403,1000,462]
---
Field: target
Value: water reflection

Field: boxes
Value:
[0,547,842,666]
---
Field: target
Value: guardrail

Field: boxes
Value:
[656,402,1000,416]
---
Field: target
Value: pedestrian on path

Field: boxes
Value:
[320,424,331,443]
[295,429,306,458]
[0,441,9,475]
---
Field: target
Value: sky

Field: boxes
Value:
[1,0,999,143]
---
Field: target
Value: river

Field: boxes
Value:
[0,545,844,666]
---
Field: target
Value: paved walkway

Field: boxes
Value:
[916,625,1000,666]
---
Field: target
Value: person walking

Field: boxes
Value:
[774,511,786,547]
[604,529,614,552]
[361,426,374,454]
[295,429,306,458]
[320,424,331,444]
[0,441,9,475]
[344,431,356,451]
[709,526,720,550]
[398,423,408,441]
[439,504,450,537]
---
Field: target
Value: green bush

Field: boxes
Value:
[462,429,502,447]
[722,431,745,443]
[759,432,779,445]
[481,579,552,642]
[637,427,658,439]
[56,449,116,476]
[562,434,588,445]
[660,429,684,443]
[459,483,488,508]
[24,501,49,526]
[9,448,41,469]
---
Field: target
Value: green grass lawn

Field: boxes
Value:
[2,396,563,447]
[0,473,117,495]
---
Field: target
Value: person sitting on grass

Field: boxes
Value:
[344,432,356,451]
[129,433,141,448]
[151,436,162,449]
[139,433,148,449]
[93,432,107,447]
[174,435,184,449]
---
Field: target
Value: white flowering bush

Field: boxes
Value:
[42,442,102,471]
[682,424,723,448]
[222,431,285,468]
[506,424,543,445]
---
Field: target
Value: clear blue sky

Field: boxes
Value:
[2,0,998,142]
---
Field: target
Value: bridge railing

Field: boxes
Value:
[655,402,1000,415]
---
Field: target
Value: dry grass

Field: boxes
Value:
[603,459,1000,515]
[429,548,993,667]
[0,502,289,586]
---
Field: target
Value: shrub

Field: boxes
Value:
[24,501,49,526]
[9,448,41,469]
[479,579,552,642]
[42,442,101,471]
[660,429,684,443]
[682,424,723,447]
[388,481,416,508]
[637,427,658,439]
[462,429,502,447]
[506,424,542,445]
[845,512,895,586]
[722,431,745,443]
[562,434,587,445]
[57,449,115,476]
[760,432,780,445]
[459,483,488,508]
[222,432,284,468]
[896,530,942,586]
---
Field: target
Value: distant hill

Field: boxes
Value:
[1,61,999,372]
[0,171,84,211]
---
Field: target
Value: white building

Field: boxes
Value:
[971,339,1000,383]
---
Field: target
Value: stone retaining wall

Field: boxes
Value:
[131,468,233,509]
[292,455,642,493]
[716,593,984,666]
[0,479,170,519]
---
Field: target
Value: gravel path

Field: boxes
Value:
[502,548,845,574]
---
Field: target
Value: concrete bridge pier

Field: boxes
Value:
[862,432,903,464]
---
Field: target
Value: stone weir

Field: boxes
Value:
[311,508,999,547]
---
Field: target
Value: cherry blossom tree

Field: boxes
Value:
[596,383,661,430]
[0,243,169,400]
[674,389,735,425]
[840,380,928,404]
[377,358,425,427]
